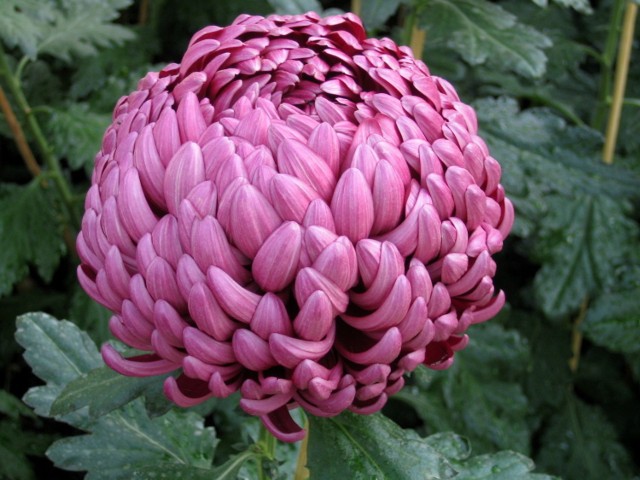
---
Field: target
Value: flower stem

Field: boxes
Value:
[294,418,310,480]
[568,298,588,373]
[602,1,637,164]
[256,423,277,480]
[0,43,79,228]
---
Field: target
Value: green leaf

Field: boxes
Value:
[536,397,635,479]
[530,0,593,13]
[267,0,323,15]
[451,451,558,479]
[582,288,640,354]
[15,312,101,426]
[210,450,261,480]
[419,0,551,78]
[360,0,403,31]
[0,1,54,58]
[0,417,56,480]
[0,181,67,296]
[396,323,532,455]
[36,0,136,63]
[46,402,217,479]
[308,411,455,479]
[50,366,173,420]
[533,195,637,318]
[0,389,36,420]
[45,103,110,171]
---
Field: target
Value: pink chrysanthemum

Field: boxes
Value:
[77,12,514,441]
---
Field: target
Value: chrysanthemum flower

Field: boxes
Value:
[77,11,514,442]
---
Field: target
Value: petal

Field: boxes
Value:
[252,221,303,291]
[330,168,374,243]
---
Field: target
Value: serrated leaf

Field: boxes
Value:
[308,411,456,479]
[0,181,67,296]
[267,0,323,14]
[36,0,135,63]
[0,1,55,58]
[582,288,640,353]
[46,402,217,480]
[530,0,592,13]
[45,103,110,170]
[419,0,551,78]
[396,323,531,454]
[536,397,635,479]
[51,366,173,419]
[0,389,36,420]
[452,451,558,479]
[210,450,261,480]
[15,312,101,426]
[360,0,403,30]
[533,195,637,318]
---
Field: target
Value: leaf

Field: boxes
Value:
[536,397,635,479]
[0,389,36,420]
[15,312,101,426]
[210,451,261,480]
[0,181,67,296]
[529,0,593,13]
[68,285,112,345]
[45,103,110,171]
[360,0,403,30]
[418,0,551,78]
[451,451,558,479]
[308,411,456,479]
[36,0,136,63]
[0,417,56,480]
[46,403,217,480]
[582,288,640,354]
[267,0,323,14]
[50,366,173,420]
[395,323,532,455]
[0,1,55,58]
[533,195,637,318]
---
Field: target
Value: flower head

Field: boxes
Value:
[77,12,514,442]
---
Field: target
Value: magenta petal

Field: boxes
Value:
[277,139,337,201]
[308,122,341,175]
[336,327,402,365]
[232,328,277,371]
[176,91,207,142]
[295,267,349,313]
[260,406,306,443]
[269,324,336,368]
[270,173,320,223]
[102,344,177,377]
[164,142,205,215]
[311,236,358,291]
[371,160,404,234]
[183,326,236,364]
[250,292,293,339]
[240,393,293,416]
[207,266,260,323]
[294,290,335,341]
[188,282,237,341]
[117,169,158,241]
[351,241,404,310]
[341,276,412,332]
[253,221,302,291]
[163,375,213,407]
[331,168,374,243]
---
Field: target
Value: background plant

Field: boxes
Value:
[0,0,638,479]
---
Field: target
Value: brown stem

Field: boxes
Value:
[351,0,362,17]
[569,298,589,373]
[138,0,149,25]
[410,25,426,60]
[0,84,41,176]
[294,427,310,480]
[602,1,638,164]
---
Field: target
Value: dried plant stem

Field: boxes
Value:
[602,1,637,164]
[0,85,41,176]
[569,298,589,373]
[351,0,362,17]
[138,0,149,25]
[410,25,426,60]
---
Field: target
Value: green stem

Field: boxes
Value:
[0,43,79,228]
[256,423,277,480]
[592,0,627,130]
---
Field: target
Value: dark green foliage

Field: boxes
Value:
[1,0,639,478]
